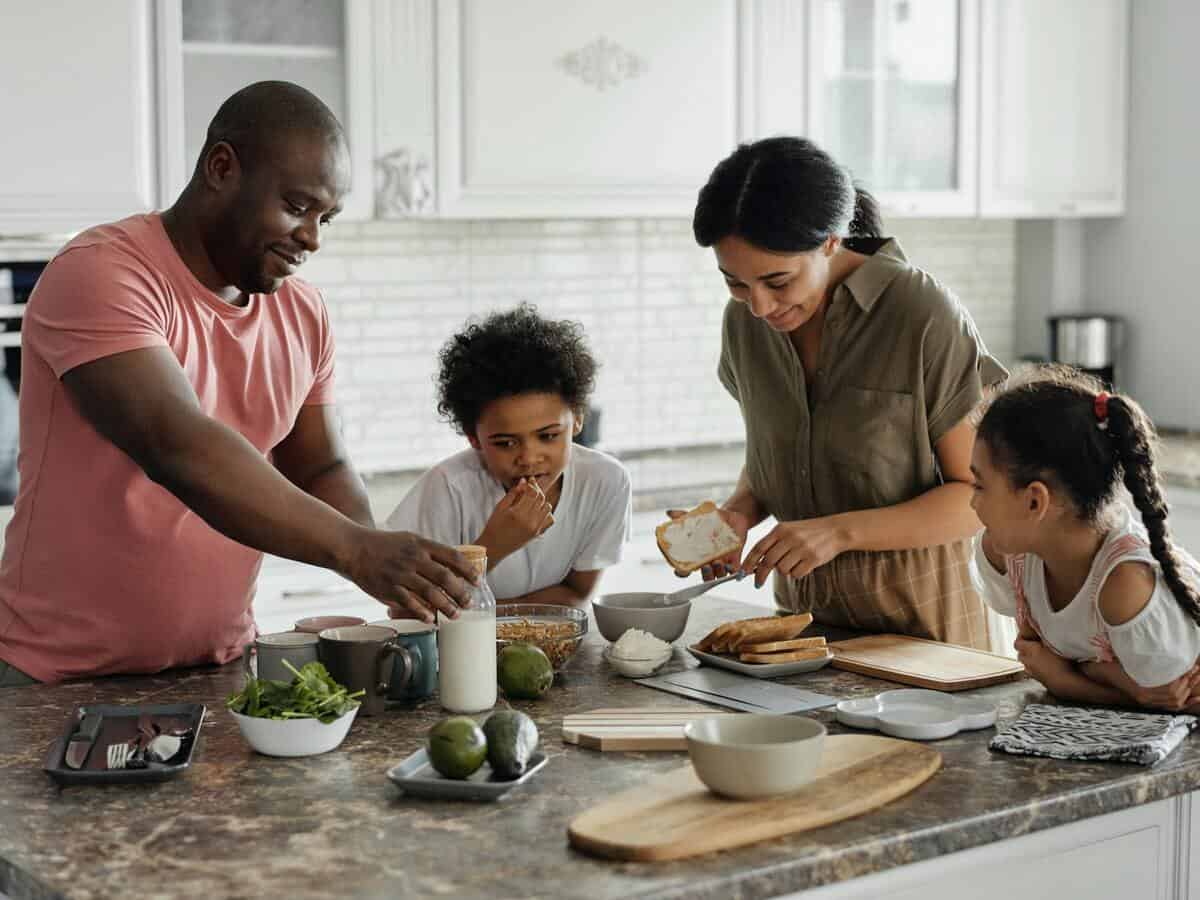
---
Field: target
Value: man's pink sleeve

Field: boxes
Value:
[303,292,336,406]
[24,246,168,379]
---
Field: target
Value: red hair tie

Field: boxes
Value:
[1094,391,1110,430]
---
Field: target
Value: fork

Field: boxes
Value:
[106,740,134,770]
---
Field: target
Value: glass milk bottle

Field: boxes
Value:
[437,544,497,713]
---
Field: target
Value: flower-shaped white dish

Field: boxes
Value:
[603,645,673,678]
[835,689,998,741]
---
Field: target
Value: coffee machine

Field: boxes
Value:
[1048,315,1124,390]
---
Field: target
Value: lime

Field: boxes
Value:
[497,643,554,700]
[427,716,487,779]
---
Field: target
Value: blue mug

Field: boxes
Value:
[371,620,438,702]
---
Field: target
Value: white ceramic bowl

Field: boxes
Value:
[684,714,826,799]
[603,644,673,678]
[592,592,691,643]
[230,706,358,757]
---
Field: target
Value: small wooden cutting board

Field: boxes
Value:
[828,634,1025,691]
[562,708,738,751]
[568,734,941,861]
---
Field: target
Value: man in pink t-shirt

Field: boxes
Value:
[0,82,475,684]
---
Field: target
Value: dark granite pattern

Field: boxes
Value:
[2,597,1199,900]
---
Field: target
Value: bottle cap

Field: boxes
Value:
[455,544,488,577]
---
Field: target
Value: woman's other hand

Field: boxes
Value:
[740,518,849,588]
[665,506,752,581]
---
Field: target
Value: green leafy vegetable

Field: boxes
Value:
[226,660,363,724]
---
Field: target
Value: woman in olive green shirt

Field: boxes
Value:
[690,137,1006,649]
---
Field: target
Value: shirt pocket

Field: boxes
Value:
[827,386,917,506]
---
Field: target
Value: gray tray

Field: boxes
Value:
[43,703,205,785]
[387,748,547,801]
[687,644,833,678]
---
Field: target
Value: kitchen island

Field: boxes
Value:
[0,596,1197,900]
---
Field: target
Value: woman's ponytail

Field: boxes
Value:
[1107,396,1200,626]
[848,185,883,238]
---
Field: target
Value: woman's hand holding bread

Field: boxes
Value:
[659,502,751,580]
[476,478,554,565]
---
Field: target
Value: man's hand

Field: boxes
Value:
[341,529,476,624]
[666,507,751,580]
[740,517,849,588]
[477,479,554,565]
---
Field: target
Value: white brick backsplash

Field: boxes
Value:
[303,217,1016,473]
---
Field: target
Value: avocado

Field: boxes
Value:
[497,642,554,700]
[427,716,488,780]
[483,709,539,779]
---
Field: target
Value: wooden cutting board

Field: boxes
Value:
[568,734,941,861]
[828,633,1025,691]
[562,708,738,751]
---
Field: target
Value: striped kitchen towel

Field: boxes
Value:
[989,703,1197,766]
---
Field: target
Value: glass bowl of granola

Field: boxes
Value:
[495,604,588,672]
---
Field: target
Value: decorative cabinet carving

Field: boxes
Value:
[376,0,804,218]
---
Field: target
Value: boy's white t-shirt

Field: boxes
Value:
[385,445,632,600]
[970,504,1200,687]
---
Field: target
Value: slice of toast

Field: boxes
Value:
[655,502,742,574]
[739,647,830,664]
[725,612,814,651]
[695,615,779,652]
[740,636,826,654]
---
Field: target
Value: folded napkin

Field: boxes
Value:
[989,703,1197,766]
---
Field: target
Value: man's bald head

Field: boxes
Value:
[177,81,351,298]
[194,80,346,177]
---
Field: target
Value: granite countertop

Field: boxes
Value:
[2,597,1200,900]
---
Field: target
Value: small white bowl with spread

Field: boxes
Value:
[604,628,673,677]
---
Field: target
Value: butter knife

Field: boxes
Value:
[63,711,103,769]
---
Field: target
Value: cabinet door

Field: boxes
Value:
[807,0,980,217]
[0,3,157,236]
[158,0,375,221]
[979,0,1128,217]
[432,0,749,218]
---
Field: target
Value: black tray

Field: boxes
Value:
[43,702,206,785]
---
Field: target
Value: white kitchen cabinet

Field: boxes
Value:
[156,0,376,221]
[378,0,804,218]
[794,794,1187,900]
[979,0,1129,217]
[807,0,980,217]
[0,3,158,237]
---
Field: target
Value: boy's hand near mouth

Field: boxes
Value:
[476,477,555,566]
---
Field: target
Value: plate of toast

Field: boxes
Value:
[687,612,831,679]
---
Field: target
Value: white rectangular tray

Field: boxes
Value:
[686,645,833,679]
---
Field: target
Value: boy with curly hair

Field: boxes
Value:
[386,304,632,607]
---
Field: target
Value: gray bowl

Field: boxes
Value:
[592,592,691,643]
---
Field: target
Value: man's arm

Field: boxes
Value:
[273,404,374,528]
[62,346,471,621]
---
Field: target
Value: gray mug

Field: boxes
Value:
[243,631,320,683]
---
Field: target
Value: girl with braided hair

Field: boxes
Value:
[970,364,1200,712]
